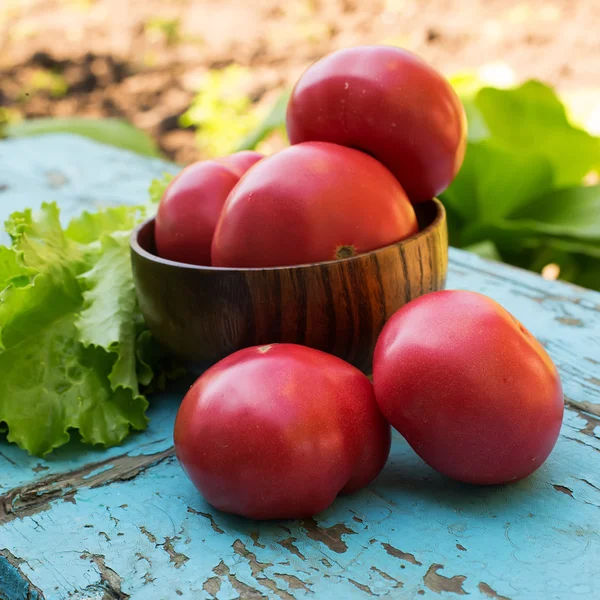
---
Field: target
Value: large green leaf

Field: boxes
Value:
[511,184,600,239]
[441,141,554,223]
[441,76,600,293]
[6,118,161,158]
[462,240,502,261]
[539,237,600,259]
[475,81,600,186]
[448,72,490,142]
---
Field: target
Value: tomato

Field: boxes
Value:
[173,344,391,519]
[155,160,239,265]
[373,290,564,485]
[155,152,263,266]
[211,141,418,268]
[218,150,264,176]
[286,45,467,202]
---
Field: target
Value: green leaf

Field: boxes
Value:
[66,205,148,244]
[0,205,83,353]
[441,141,554,222]
[76,234,140,393]
[0,247,34,289]
[511,184,600,240]
[443,78,600,294]
[0,313,147,455]
[136,330,161,387]
[462,240,501,261]
[6,203,85,277]
[475,81,600,186]
[135,329,186,394]
[0,201,172,455]
[5,118,161,158]
[448,73,490,142]
[181,65,259,157]
[440,145,478,222]
[573,258,600,291]
[539,238,600,259]
[0,271,79,353]
[236,89,290,151]
[148,173,175,204]
[459,218,600,258]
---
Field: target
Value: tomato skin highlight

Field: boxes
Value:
[173,344,391,520]
[211,141,418,268]
[373,290,564,485]
[286,45,467,203]
[218,150,264,176]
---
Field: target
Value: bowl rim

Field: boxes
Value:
[130,197,446,273]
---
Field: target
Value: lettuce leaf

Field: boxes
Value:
[0,201,169,456]
[149,173,174,204]
[77,233,141,392]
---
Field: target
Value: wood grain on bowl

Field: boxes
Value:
[130,199,447,372]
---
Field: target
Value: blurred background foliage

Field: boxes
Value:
[0,0,599,290]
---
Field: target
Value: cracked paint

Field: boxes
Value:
[250,532,266,548]
[423,564,468,595]
[278,537,306,560]
[1,136,600,599]
[161,536,189,568]
[0,548,45,600]
[0,447,175,525]
[478,581,512,600]
[302,518,355,553]
[232,539,306,599]
[555,317,584,327]
[370,566,403,588]
[187,506,224,533]
[80,551,129,599]
[553,485,574,497]
[382,543,422,565]
[210,560,266,599]
[274,573,311,592]
[348,578,374,595]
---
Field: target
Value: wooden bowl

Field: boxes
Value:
[130,199,447,373]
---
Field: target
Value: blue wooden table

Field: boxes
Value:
[1,134,599,600]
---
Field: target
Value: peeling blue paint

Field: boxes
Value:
[0,135,599,600]
[0,552,43,600]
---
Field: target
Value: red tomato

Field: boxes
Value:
[173,344,391,519]
[155,160,239,265]
[373,290,564,485]
[211,141,418,268]
[286,45,467,203]
[218,150,264,176]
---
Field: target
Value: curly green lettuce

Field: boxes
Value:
[149,172,174,204]
[0,199,176,456]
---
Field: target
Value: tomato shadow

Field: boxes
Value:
[366,432,553,519]
[179,432,560,558]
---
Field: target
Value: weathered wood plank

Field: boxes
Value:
[0,135,599,600]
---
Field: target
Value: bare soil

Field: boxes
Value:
[1,0,599,163]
